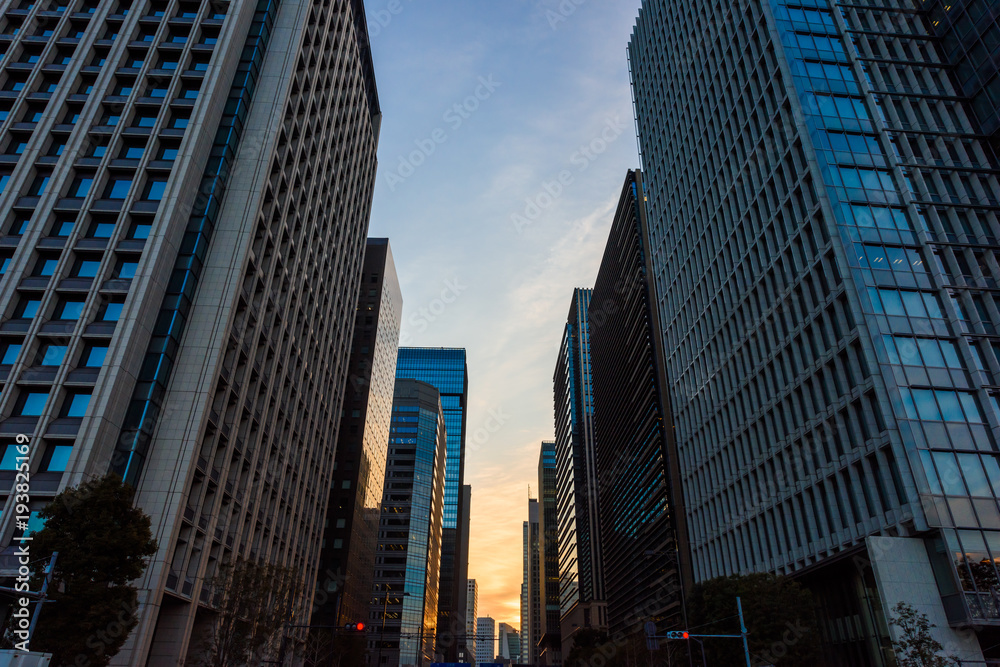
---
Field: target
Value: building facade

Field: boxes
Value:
[521,497,541,665]
[476,616,496,665]
[0,0,380,662]
[313,238,401,627]
[395,346,470,661]
[466,578,479,663]
[498,622,521,663]
[368,379,447,667]
[552,287,606,656]
[588,170,690,639]
[537,440,561,665]
[631,0,1000,661]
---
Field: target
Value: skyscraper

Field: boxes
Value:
[369,379,447,667]
[313,238,401,627]
[498,622,521,663]
[0,0,380,662]
[476,616,496,665]
[537,440,561,665]
[552,288,606,655]
[466,578,479,663]
[588,170,689,640]
[631,0,1000,661]
[522,497,541,665]
[395,347,470,661]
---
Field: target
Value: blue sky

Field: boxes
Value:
[366,0,643,626]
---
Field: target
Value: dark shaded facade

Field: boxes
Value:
[924,0,1000,142]
[522,497,542,665]
[553,288,606,656]
[537,440,562,665]
[395,347,470,661]
[313,239,401,627]
[588,170,690,640]
[631,0,1000,661]
[368,379,447,667]
[0,0,381,661]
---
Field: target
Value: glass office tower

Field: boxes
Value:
[522,497,541,666]
[537,439,562,665]
[0,0,380,662]
[369,379,447,667]
[314,238,402,628]
[588,170,690,641]
[552,287,607,656]
[395,346,470,661]
[631,0,1000,661]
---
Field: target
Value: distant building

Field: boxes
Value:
[369,379,447,666]
[477,616,496,665]
[466,579,479,663]
[588,170,689,638]
[521,498,541,665]
[313,239,401,627]
[396,348,470,661]
[552,288,606,657]
[498,622,521,663]
[537,441,561,665]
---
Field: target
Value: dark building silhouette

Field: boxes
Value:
[537,440,562,665]
[588,169,691,640]
[313,238,401,627]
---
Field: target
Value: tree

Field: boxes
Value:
[889,602,958,667]
[193,559,301,666]
[27,473,158,667]
[687,572,820,666]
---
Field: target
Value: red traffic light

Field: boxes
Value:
[344,622,366,631]
[356,622,365,631]
[682,632,689,639]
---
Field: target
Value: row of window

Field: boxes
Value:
[3,294,123,321]
[7,389,90,417]
[0,339,106,367]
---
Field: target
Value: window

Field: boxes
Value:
[88,140,109,158]
[72,258,102,278]
[115,260,138,279]
[104,177,133,199]
[112,81,134,96]
[16,298,42,319]
[37,343,66,366]
[884,336,963,369]
[128,221,151,239]
[33,256,59,277]
[43,444,72,471]
[38,76,61,94]
[167,30,188,43]
[145,85,167,98]
[0,444,24,470]
[0,172,10,193]
[157,145,178,161]
[61,391,91,417]
[15,391,49,416]
[900,388,983,422]
[55,299,85,319]
[0,255,9,274]
[101,111,121,126]
[143,178,166,200]
[8,215,30,235]
[869,288,943,318]
[81,343,107,367]
[62,107,82,124]
[169,113,189,129]
[99,301,123,321]
[179,85,198,100]
[47,140,66,157]
[68,175,94,197]
[190,58,209,72]
[22,106,44,123]
[133,112,157,128]
[121,142,145,159]
[6,136,28,155]
[127,55,145,68]
[51,218,76,236]
[157,57,178,71]
[0,341,22,364]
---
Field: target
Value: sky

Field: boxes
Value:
[365,0,644,629]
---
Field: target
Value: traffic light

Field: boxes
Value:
[344,622,366,632]
[665,631,689,640]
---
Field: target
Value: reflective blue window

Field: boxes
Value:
[62,392,91,417]
[18,391,49,416]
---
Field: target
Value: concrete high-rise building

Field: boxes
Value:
[498,622,521,663]
[476,616,496,665]
[466,579,479,663]
[369,379,447,667]
[395,347,470,661]
[536,440,561,665]
[0,0,380,663]
[631,0,1000,661]
[552,288,606,656]
[313,239,401,627]
[521,497,541,665]
[588,170,690,640]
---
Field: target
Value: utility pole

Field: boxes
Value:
[737,597,752,667]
